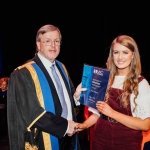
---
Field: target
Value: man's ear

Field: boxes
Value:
[36,42,40,51]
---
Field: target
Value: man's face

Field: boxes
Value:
[36,30,61,63]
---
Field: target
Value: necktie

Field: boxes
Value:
[51,64,68,118]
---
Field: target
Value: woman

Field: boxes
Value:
[0,77,9,138]
[76,35,150,150]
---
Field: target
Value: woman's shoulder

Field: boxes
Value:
[138,76,150,94]
[139,75,149,85]
[138,75,145,83]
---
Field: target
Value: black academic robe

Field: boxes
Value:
[7,55,80,150]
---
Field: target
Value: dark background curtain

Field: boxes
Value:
[0,2,150,87]
[0,31,2,76]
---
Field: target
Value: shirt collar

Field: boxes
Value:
[37,52,56,68]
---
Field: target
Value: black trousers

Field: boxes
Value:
[143,141,150,150]
[59,134,75,150]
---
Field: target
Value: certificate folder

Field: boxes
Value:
[79,64,110,109]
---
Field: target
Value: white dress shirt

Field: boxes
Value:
[37,53,73,120]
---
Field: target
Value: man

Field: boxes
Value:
[7,24,85,150]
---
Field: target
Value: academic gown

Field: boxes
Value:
[7,55,80,150]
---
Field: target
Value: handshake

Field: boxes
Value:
[67,83,87,136]
[67,120,86,137]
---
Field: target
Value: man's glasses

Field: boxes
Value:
[42,39,61,46]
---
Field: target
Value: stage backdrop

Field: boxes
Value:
[0,32,2,76]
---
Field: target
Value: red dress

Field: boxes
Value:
[92,77,144,150]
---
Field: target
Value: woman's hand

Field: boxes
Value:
[96,101,114,118]
[76,123,87,132]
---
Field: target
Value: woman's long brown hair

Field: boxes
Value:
[105,35,141,111]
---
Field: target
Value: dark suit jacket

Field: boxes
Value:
[143,141,150,150]
[33,55,76,119]
[32,55,79,150]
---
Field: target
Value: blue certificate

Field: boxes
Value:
[80,64,110,109]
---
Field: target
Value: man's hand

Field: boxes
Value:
[74,83,87,100]
[67,120,79,136]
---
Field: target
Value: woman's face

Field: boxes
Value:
[112,43,134,75]
[0,81,8,91]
